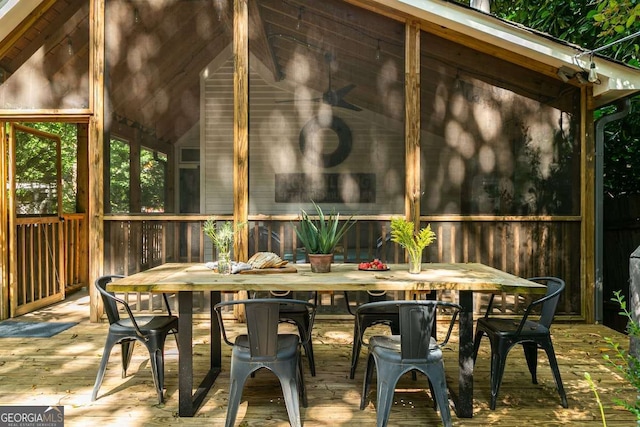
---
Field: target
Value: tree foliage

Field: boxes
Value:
[19,123,77,213]
[457,0,640,196]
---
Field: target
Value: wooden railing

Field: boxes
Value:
[62,213,87,291]
[103,214,582,318]
[14,217,64,315]
[12,214,88,316]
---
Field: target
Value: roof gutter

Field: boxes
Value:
[594,98,632,323]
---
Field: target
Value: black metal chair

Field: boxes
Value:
[250,290,318,376]
[91,275,178,404]
[472,276,568,410]
[214,298,316,427]
[344,290,436,379]
[359,300,461,427]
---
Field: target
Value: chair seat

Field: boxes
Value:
[111,316,178,334]
[369,335,442,363]
[477,317,550,337]
[233,334,300,360]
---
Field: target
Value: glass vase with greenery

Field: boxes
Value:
[203,219,245,274]
[390,217,436,274]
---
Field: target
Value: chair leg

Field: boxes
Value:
[172,330,179,351]
[297,353,308,407]
[92,335,118,401]
[350,320,363,379]
[522,342,539,384]
[226,363,251,427]
[472,328,484,363]
[360,353,375,410]
[120,339,136,378]
[303,338,315,377]
[542,342,569,408]
[427,375,437,410]
[374,359,402,427]
[296,321,315,377]
[274,360,303,427]
[489,339,510,410]
[148,346,166,404]
[425,364,452,427]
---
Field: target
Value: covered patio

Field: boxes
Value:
[0,289,634,426]
[2,0,640,323]
[1,0,640,424]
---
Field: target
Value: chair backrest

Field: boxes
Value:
[215,298,316,360]
[245,300,283,359]
[95,275,125,325]
[344,290,393,315]
[356,300,461,360]
[398,301,437,361]
[528,277,565,328]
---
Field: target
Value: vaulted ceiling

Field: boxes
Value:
[0,0,623,145]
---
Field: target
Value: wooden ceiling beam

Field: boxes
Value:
[3,0,87,74]
[249,0,279,81]
[0,0,58,60]
[421,32,575,110]
[116,31,231,143]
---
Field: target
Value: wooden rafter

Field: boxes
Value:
[0,0,58,60]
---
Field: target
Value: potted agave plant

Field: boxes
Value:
[293,201,357,273]
[390,217,436,274]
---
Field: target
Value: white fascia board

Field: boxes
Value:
[375,0,640,101]
[0,0,44,44]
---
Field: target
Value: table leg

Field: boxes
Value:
[177,291,221,417]
[455,290,474,418]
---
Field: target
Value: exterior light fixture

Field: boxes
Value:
[296,7,303,30]
[588,57,598,83]
[574,29,640,84]
[556,67,571,83]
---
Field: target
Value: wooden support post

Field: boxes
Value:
[405,21,421,229]
[234,0,249,263]
[89,0,105,322]
[581,85,595,323]
[233,0,249,320]
[76,124,90,290]
[0,124,7,319]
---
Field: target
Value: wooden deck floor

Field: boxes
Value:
[0,289,635,426]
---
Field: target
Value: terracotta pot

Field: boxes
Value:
[308,253,333,273]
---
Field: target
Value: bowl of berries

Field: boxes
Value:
[358,259,389,271]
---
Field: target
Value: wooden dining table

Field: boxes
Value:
[107,262,546,418]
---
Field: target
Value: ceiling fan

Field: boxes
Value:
[277,52,362,112]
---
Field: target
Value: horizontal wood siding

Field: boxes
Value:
[203,58,234,216]
[203,52,406,217]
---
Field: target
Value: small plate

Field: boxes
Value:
[358,267,390,271]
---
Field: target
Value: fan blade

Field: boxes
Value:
[335,83,356,99]
[336,99,362,111]
[275,97,322,104]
